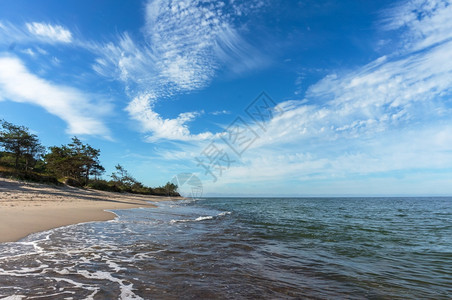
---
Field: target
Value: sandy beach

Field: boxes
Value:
[0,177,172,243]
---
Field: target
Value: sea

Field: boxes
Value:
[0,197,451,299]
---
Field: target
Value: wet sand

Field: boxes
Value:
[0,177,172,243]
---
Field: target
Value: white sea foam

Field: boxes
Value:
[106,259,125,273]
[77,270,143,300]
[27,291,74,298]
[169,217,207,224]
[0,295,27,300]
[195,216,214,221]
[0,265,48,277]
[52,277,99,298]
[54,269,70,275]
[105,210,120,220]
[170,211,231,224]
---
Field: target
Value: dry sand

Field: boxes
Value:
[0,177,172,243]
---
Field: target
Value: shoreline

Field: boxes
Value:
[0,177,176,243]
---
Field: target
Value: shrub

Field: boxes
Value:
[86,179,121,192]
[0,166,60,185]
[63,177,83,187]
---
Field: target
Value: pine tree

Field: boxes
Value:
[0,120,44,170]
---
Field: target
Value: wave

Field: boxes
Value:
[170,211,231,224]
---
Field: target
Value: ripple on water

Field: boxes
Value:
[0,197,451,299]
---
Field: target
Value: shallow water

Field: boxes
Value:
[0,197,451,299]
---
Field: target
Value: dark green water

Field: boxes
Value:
[0,197,451,299]
[197,197,452,298]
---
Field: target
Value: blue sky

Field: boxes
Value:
[1,0,451,196]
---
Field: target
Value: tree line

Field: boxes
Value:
[0,119,179,196]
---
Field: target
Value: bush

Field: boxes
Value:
[153,187,167,196]
[63,177,83,187]
[0,166,60,185]
[86,180,121,192]
[85,179,178,196]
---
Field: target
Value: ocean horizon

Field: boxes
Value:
[0,196,451,299]
[2,0,452,298]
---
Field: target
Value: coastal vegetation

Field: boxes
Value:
[0,119,179,196]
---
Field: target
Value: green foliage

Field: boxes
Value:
[63,177,84,188]
[108,164,162,195]
[0,119,45,171]
[0,152,16,167]
[164,182,178,195]
[152,182,179,196]
[0,119,179,197]
[0,165,60,185]
[86,179,121,192]
[84,165,178,196]
[85,178,158,195]
[32,159,48,173]
[110,164,139,191]
[45,137,104,185]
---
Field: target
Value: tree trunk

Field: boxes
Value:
[85,166,90,185]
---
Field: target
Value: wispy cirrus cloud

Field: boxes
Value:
[20,48,36,57]
[0,3,266,142]
[210,110,231,116]
[168,0,452,194]
[255,0,452,143]
[0,21,73,45]
[0,55,111,137]
[143,0,264,91]
[25,22,72,43]
[380,0,452,51]
[92,0,267,141]
[2,6,257,142]
[204,120,452,195]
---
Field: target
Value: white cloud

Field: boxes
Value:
[241,125,451,177]
[2,10,256,141]
[36,47,48,55]
[210,110,231,116]
[188,0,452,194]
[92,34,157,87]
[0,21,27,45]
[20,48,35,56]
[197,118,452,195]
[0,55,111,137]
[93,0,267,141]
[126,93,213,142]
[113,0,452,194]
[94,0,265,92]
[380,0,452,51]
[0,4,268,142]
[145,0,265,87]
[25,22,72,43]
[0,21,73,46]
[243,0,452,153]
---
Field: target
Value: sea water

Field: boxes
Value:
[0,197,451,299]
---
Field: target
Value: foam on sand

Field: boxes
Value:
[0,177,175,243]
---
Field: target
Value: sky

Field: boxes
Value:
[0,0,451,196]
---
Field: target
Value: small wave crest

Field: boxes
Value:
[169,211,231,224]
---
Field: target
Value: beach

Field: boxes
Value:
[0,177,170,243]
[0,195,450,298]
